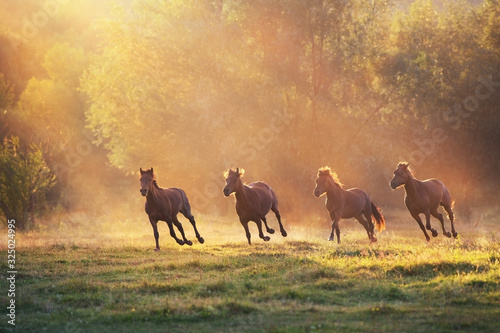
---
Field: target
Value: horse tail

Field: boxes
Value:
[371,202,386,232]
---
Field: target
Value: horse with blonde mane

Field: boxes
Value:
[223,168,287,245]
[390,162,457,241]
[313,167,385,243]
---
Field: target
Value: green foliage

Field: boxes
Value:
[80,0,500,175]
[0,73,14,110]
[17,43,88,146]
[0,136,56,229]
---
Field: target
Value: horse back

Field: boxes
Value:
[423,178,451,204]
[248,182,275,199]
[243,182,276,215]
[342,188,371,216]
[164,188,190,212]
[407,178,450,211]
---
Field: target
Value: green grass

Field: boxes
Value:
[1,214,500,332]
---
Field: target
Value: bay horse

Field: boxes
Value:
[223,168,287,245]
[140,167,204,251]
[390,162,457,241]
[313,167,385,243]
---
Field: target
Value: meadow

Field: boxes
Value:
[1,210,500,333]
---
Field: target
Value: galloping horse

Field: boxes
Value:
[390,162,457,241]
[313,167,385,243]
[140,167,204,251]
[223,168,287,245]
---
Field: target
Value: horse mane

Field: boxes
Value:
[397,161,414,176]
[224,168,245,178]
[318,166,343,188]
[152,180,161,189]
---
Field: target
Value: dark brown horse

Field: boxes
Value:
[390,162,457,241]
[223,168,287,245]
[140,167,204,251]
[313,167,385,243]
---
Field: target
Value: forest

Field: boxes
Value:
[0,0,499,230]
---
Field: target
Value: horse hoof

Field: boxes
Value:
[432,230,438,237]
[263,236,270,241]
[328,237,334,241]
[185,240,193,246]
[154,248,160,252]
[177,240,185,246]
[281,231,287,237]
[453,232,458,238]
[267,228,275,234]
[371,237,377,243]
[445,232,451,238]
[198,237,205,244]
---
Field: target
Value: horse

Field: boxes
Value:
[390,162,457,241]
[139,167,204,251]
[223,168,287,245]
[313,167,385,243]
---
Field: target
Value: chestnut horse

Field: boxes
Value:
[313,167,385,243]
[223,168,287,245]
[140,167,204,251]
[390,162,457,241]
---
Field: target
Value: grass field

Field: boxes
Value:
[1,210,500,332]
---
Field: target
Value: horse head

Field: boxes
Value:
[390,162,411,189]
[140,167,155,196]
[314,167,341,197]
[223,168,244,197]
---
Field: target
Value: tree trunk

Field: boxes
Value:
[30,192,35,228]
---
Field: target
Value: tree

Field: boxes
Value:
[0,73,13,111]
[17,43,88,146]
[0,136,56,230]
[0,73,15,138]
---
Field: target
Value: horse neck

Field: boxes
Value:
[326,177,343,199]
[403,175,420,197]
[234,178,250,206]
[147,181,162,203]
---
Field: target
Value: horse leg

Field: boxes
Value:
[255,218,271,242]
[355,214,376,243]
[180,209,205,244]
[364,207,377,242]
[240,219,252,245]
[442,203,458,238]
[261,216,275,234]
[424,211,439,237]
[410,212,431,241]
[431,210,451,238]
[329,211,341,243]
[271,205,287,237]
[149,218,161,251]
[334,220,341,244]
[172,215,192,246]
[165,218,185,246]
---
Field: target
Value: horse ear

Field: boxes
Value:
[140,168,144,175]
[236,168,239,175]
[398,162,409,170]
[151,167,154,175]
